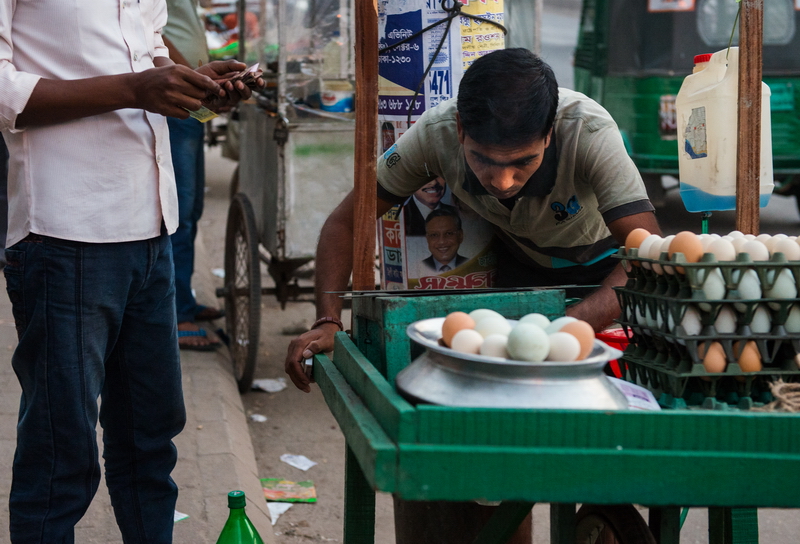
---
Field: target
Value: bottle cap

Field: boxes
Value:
[227,490,246,509]
[694,53,712,64]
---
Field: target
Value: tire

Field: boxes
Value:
[575,504,657,544]
[223,193,261,393]
[229,165,240,201]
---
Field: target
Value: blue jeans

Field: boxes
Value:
[168,116,206,323]
[4,231,185,544]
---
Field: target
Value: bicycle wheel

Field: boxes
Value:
[223,193,261,393]
[575,504,657,544]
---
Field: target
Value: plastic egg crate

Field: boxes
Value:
[612,249,800,403]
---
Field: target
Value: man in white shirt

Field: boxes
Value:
[0,1,260,542]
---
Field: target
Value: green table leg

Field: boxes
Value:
[709,508,759,544]
[649,506,682,544]
[550,503,577,544]
[343,444,375,544]
[470,502,535,544]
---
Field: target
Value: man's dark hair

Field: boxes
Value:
[425,207,462,231]
[457,48,559,146]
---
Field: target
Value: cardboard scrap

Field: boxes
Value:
[261,478,317,503]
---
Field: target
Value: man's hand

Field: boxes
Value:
[198,60,265,112]
[284,324,339,393]
[132,64,223,119]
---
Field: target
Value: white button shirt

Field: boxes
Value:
[0,0,178,247]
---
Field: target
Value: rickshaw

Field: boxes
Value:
[573,0,800,209]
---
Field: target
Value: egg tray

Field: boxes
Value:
[613,287,800,406]
[620,354,780,410]
[613,248,800,300]
[614,287,800,338]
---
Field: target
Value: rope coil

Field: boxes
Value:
[752,379,800,412]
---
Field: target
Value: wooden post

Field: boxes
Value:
[735,0,765,235]
[352,0,379,292]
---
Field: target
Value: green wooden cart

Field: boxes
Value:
[313,290,800,543]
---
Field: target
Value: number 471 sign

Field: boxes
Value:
[428,70,451,97]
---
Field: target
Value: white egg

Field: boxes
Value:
[450,328,484,354]
[653,235,675,274]
[785,305,800,334]
[732,269,762,313]
[635,305,646,326]
[468,308,504,323]
[545,316,579,334]
[700,268,726,312]
[707,238,737,262]
[764,268,797,310]
[545,332,581,362]
[721,235,735,242]
[728,230,745,239]
[756,233,772,245]
[638,234,663,269]
[750,304,772,334]
[744,234,756,241]
[506,323,550,362]
[474,316,512,338]
[679,305,703,336]
[518,313,551,328]
[645,306,659,329]
[714,306,738,334]
[740,240,770,261]
[699,234,718,253]
[731,237,749,254]
[479,334,509,358]
[771,238,800,260]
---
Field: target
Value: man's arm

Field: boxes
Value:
[565,211,661,331]
[284,192,396,392]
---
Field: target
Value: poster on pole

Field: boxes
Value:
[377,0,504,291]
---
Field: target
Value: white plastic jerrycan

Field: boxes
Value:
[676,47,773,213]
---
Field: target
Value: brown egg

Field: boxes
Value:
[699,341,727,374]
[735,340,763,373]
[625,228,652,263]
[559,320,595,359]
[441,312,475,347]
[668,231,704,274]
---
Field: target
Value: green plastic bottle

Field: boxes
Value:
[215,490,265,544]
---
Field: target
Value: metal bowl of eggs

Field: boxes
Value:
[395,317,630,410]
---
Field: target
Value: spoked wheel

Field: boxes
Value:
[223,193,261,393]
[575,504,657,544]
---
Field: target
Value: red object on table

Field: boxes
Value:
[596,328,630,378]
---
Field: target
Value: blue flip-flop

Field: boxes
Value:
[178,329,221,351]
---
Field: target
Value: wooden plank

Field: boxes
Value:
[343,445,377,544]
[392,444,800,506]
[351,0,379,291]
[649,507,681,544]
[735,0,764,235]
[414,406,800,454]
[332,334,417,443]
[315,354,398,492]
[550,504,576,544]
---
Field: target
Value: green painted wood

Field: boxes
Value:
[314,354,398,492]
[352,290,565,383]
[343,445,376,544]
[471,502,535,544]
[708,507,726,544]
[729,509,758,544]
[332,334,417,443]
[550,504,576,544]
[649,507,681,544]
[392,444,800,506]
[414,405,800,454]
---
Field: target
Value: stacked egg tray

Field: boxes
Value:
[612,248,800,409]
